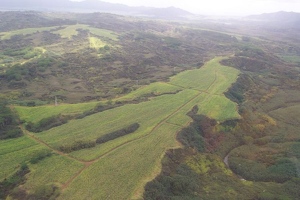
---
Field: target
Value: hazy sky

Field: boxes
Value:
[72,0,300,16]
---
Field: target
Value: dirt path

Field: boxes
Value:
[20,126,86,164]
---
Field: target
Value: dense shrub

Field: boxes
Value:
[0,163,29,199]
[177,126,205,152]
[229,157,297,183]
[96,123,140,144]
[225,74,252,104]
[0,100,22,139]
[26,114,70,133]
[76,102,123,119]
[30,150,52,164]
[177,112,216,152]
[144,164,199,200]
[59,140,96,153]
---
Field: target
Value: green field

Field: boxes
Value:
[6,57,240,198]
[117,82,182,101]
[89,37,106,49]
[87,27,119,41]
[59,123,182,200]
[0,26,59,40]
[52,24,118,41]
[0,136,46,180]
[24,154,84,191]
[14,102,99,123]
[38,89,198,156]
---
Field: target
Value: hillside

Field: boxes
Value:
[0,11,299,200]
[245,11,300,30]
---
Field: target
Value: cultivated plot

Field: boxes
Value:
[7,57,240,198]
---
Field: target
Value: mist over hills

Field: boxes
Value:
[0,0,193,20]
[246,11,300,29]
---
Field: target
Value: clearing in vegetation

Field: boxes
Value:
[89,37,106,49]
[14,102,99,124]
[6,57,240,199]
[52,24,118,41]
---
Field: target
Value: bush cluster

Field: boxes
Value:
[0,100,22,139]
[30,150,52,164]
[26,114,70,133]
[96,123,140,144]
[76,102,123,119]
[59,140,96,153]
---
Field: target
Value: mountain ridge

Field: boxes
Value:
[246,11,300,21]
[0,0,193,20]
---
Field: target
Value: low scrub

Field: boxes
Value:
[0,100,22,140]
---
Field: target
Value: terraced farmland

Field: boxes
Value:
[3,57,240,199]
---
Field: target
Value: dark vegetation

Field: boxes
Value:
[25,101,136,133]
[0,138,54,199]
[177,106,217,152]
[76,101,124,119]
[224,74,252,104]
[0,163,29,199]
[59,140,96,153]
[145,43,300,199]
[96,123,140,144]
[26,114,70,133]
[0,12,239,103]
[29,150,52,164]
[0,100,22,139]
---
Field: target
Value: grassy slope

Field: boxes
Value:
[24,155,84,190]
[52,24,89,39]
[9,57,240,199]
[117,82,182,101]
[14,102,99,123]
[39,89,197,154]
[89,37,106,49]
[57,57,240,199]
[52,24,118,41]
[0,26,59,40]
[0,137,43,180]
[169,57,240,121]
[0,136,83,189]
[59,123,182,200]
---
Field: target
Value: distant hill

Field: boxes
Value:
[0,0,193,20]
[247,11,300,21]
[245,11,300,29]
